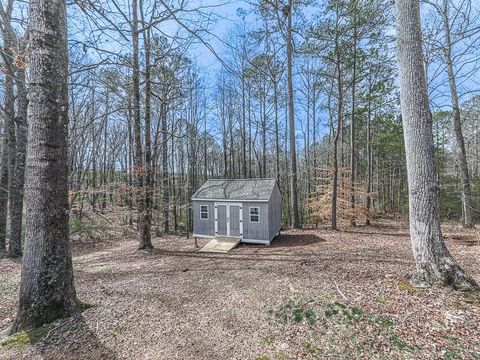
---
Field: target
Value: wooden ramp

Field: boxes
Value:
[198,237,241,253]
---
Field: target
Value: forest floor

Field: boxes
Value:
[0,211,479,360]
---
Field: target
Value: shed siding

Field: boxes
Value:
[268,184,282,241]
[242,202,269,241]
[193,200,215,236]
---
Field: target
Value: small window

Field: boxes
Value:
[250,207,260,223]
[200,205,208,220]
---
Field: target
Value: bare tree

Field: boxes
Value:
[0,0,14,255]
[424,0,478,228]
[285,0,300,228]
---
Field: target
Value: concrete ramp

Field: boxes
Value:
[198,237,241,253]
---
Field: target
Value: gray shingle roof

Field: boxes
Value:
[192,179,277,201]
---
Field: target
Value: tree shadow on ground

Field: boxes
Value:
[447,234,480,247]
[268,233,326,248]
[37,316,116,360]
[341,229,410,238]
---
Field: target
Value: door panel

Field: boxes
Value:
[216,205,227,236]
[229,205,240,237]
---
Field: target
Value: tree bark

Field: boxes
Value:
[286,0,300,229]
[11,0,79,332]
[0,128,9,254]
[366,81,372,226]
[331,51,343,231]
[162,102,169,233]
[395,0,477,288]
[140,1,153,247]
[350,6,358,226]
[0,70,13,254]
[131,0,151,250]
[8,62,28,258]
[0,3,14,254]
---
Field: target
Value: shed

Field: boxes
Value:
[192,179,282,245]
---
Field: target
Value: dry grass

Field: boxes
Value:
[0,216,479,359]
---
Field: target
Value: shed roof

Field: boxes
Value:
[192,179,277,201]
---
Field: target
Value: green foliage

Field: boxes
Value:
[260,336,274,345]
[264,295,430,357]
[0,324,53,349]
[267,296,317,326]
[255,356,269,360]
[398,279,425,293]
[69,218,108,240]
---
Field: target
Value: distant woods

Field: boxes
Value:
[0,0,479,243]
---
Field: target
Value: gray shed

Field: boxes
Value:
[192,179,282,245]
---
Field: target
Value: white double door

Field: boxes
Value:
[214,203,243,238]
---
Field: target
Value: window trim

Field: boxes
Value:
[200,205,209,220]
[249,206,260,223]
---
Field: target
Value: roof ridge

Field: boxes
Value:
[193,178,277,201]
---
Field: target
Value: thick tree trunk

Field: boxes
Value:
[395,0,477,289]
[11,0,79,332]
[8,65,28,258]
[286,0,300,229]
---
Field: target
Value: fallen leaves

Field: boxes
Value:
[0,215,478,359]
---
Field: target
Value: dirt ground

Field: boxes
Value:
[0,220,479,360]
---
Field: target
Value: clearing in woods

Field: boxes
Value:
[0,215,479,359]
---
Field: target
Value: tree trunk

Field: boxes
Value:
[132,0,150,250]
[0,65,13,254]
[286,0,300,229]
[0,134,8,254]
[101,92,108,212]
[162,103,169,233]
[331,53,343,231]
[441,1,474,228]
[241,75,247,178]
[350,8,358,226]
[366,85,372,226]
[140,1,153,247]
[274,81,280,183]
[8,63,28,258]
[11,0,79,332]
[395,0,477,288]
[91,89,97,210]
